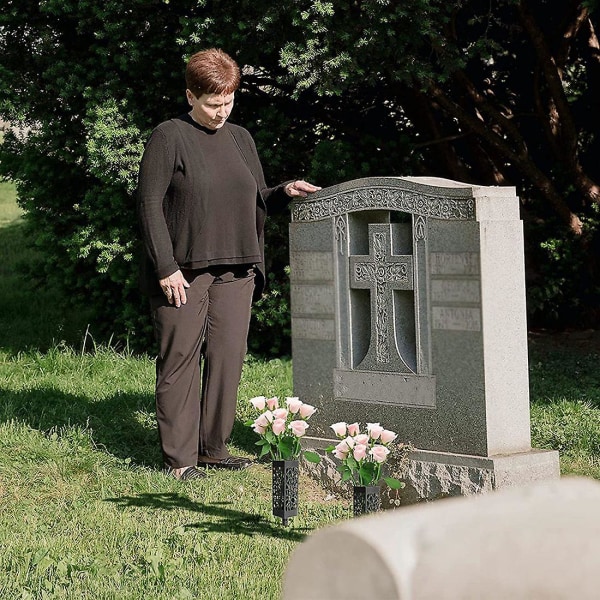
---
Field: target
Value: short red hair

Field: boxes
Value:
[185,48,241,97]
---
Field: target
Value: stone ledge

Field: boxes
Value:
[300,437,560,506]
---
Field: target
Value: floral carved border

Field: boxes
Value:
[291,184,475,223]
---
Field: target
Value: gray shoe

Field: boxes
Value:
[197,456,253,471]
[164,465,207,480]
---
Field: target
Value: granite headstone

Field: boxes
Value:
[289,176,558,501]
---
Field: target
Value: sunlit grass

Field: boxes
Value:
[529,343,600,477]
[0,345,349,599]
[0,180,22,225]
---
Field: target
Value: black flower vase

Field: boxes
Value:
[272,459,299,526]
[353,485,381,517]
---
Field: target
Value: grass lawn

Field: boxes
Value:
[528,332,600,478]
[1,180,599,598]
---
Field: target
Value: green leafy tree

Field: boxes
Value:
[0,0,198,349]
[275,0,600,327]
[1,0,598,357]
[0,0,420,354]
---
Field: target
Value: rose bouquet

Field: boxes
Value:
[246,396,320,462]
[326,421,404,489]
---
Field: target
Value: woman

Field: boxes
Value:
[137,48,320,480]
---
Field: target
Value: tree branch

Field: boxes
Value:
[451,70,530,158]
[517,1,581,153]
[518,0,599,206]
[556,1,590,70]
[428,80,583,234]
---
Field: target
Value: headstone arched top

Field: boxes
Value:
[290,176,517,223]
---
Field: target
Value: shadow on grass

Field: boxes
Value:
[0,386,263,468]
[230,419,263,456]
[528,342,600,408]
[105,492,308,540]
[0,386,162,467]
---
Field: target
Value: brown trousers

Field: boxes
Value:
[150,265,255,468]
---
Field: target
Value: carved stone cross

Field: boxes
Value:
[349,223,415,372]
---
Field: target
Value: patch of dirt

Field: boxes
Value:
[299,470,349,506]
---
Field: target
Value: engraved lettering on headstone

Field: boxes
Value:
[289,252,333,282]
[432,306,481,331]
[350,224,414,371]
[431,280,481,304]
[292,317,335,340]
[430,252,480,275]
[291,284,335,315]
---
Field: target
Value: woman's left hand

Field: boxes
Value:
[285,180,321,198]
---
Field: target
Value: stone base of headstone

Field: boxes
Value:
[301,437,560,506]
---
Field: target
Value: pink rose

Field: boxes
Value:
[334,440,349,460]
[266,397,279,410]
[342,436,355,449]
[299,403,317,419]
[347,422,360,436]
[353,444,368,461]
[380,429,397,444]
[252,423,267,435]
[335,437,354,456]
[334,440,348,453]
[333,447,348,460]
[273,408,289,420]
[330,422,347,437]
[289,420,309,437]
[367,423,384,440]
[354,433,369,445]
[370,445,390,463]
[255,411,273,428]
[250,396,266,411]
[285,397,303,414]
[272,418,287,435]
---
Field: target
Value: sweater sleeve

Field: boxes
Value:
[262,180,293,216]
[230,125,292,215]
[137,127,180,280]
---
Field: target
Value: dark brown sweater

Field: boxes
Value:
[137,114,291,298]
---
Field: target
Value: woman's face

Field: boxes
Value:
[186,90,234,130]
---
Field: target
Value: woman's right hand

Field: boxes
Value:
[284,180,321,198]
[159,270,190,307]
